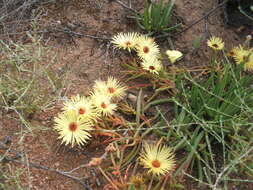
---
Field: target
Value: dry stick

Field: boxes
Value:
[50,28,112,41]
[112,0,139,14]
[2,155,91,190]
[147,174,154,190]
[98,166,119,190]
[0,28,111,41]
[212,145,253,190]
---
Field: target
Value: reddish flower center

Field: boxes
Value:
[143,46,149,54]
[108,87,115,94]
[242,56,248,61]
[149,66,155,70]
[229,51,235,56]
[212,44,218,48]
[151,160,161,168]
[69,122,77,132]
[125,41,131,47]
[79,108,86,115]
[101,102,107,109]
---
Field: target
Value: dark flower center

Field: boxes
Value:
[79,108,86,115]
[125,41,131,46]
[212,44,218,48]
[151,160,161,168]
[149,66,155,70]
[69,122,77,132]
[143,46,149,54]
[108,87,115,94]
[229,51,235,56]
[242,56,248,62]
[101,102,107,109]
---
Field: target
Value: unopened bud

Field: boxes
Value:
[88,157,102,167]
[105,143,116,153]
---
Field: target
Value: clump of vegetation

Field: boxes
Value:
[110,32,253,188]
[112,32,181,98]
[152,36,253,187]
[0,0,53,36]
[0,34,66,123]
[0,163,25,190]
[134,0,181,35]
[51,32,182,189]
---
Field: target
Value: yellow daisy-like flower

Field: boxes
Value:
[207,37,224,51]
[62,94,98,120]
[93,77,127,100]
[91,93,117,116]
[139,143,176,176]
[243,53,253,71]
[54,110,92,147]
[129,175,146,189]
[233,46,251,65]
[136,35,160,60]
[112,32,140,52]
[141,57,163,74]
[227,47,237,57]
[166,50,183,63]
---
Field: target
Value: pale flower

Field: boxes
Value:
[139,143,176,176]
[166,50,183,63]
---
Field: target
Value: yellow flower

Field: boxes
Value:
[139,143,176,176]
[166,50,183,63]
[54,110,92,147]
[233,46,251,65]
[136,35,160,60]
[91,93,117,116]
[243,53,253,71]
[129,175,146,189]
[93,77,127,100]
[63,94,98,120]
[141,57,163,74]
[112,32,140,52]
[207,37,224,50]
[227,47,237,57]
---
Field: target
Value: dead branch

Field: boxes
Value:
[0,142,92,190]
[111,0,139,14]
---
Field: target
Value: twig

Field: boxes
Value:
[64,163,89,174]
[0,29,111,41]
[104,42,112,74]
[2,155,91,190]
[112,0,139,14]
[147,174,154,190]
[156,0,229,39]
[212,145,253,190]
[50,28,112,41]
[98,166,119,190]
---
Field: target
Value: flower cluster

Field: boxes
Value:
[54,77,127,147]
[112,32,163,74]
[112,32,183,75]
[229,46,253,71]
[207,36,253,71]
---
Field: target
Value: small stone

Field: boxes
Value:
[127,93,137,103]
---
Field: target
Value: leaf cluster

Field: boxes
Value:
[153,60,253,185]
[0,35,66,119]
[135,0,181,35]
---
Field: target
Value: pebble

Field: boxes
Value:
[127,93,137,103]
